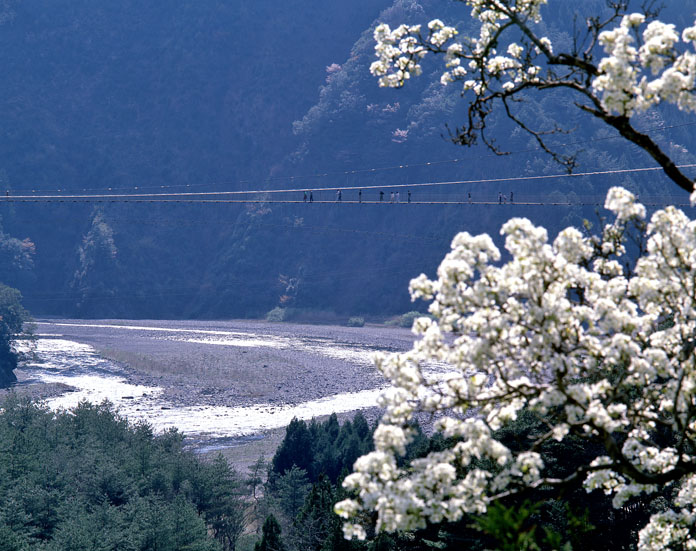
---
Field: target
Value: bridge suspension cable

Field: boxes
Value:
[1,163,695,202]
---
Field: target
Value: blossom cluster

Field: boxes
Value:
[370,1,696,121]
[369,0,550,93]
[593,14,696,115]
[335,187,696,550]
[370,23,428,88]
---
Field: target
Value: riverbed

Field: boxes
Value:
[13,319,419,446]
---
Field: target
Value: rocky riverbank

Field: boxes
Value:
[4,318,425,471]
[29,318,415,409]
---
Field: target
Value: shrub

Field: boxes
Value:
[346,317,365,327]
[265,307,287,322]
[398,310,425,328]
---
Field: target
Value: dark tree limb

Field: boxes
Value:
[578,105,695,193]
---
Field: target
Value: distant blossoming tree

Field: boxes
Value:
[335,2,696,549]
[367,0,696,192]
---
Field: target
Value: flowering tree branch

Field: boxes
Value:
[368,0,696,192]
[336,187,696,549]
[337,4,696,546]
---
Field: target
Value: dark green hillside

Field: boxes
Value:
[0,0,694,318]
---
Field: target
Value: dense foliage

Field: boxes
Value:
[258,411,665,550]
[0,283,30,387]
[0,399,674,550]
[270,413,372,485]
[0,396,247,550]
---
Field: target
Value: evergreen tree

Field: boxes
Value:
[0,397,232,550]
[255,515,287,551]
[202,455,247,551]
[274,465,310,520]
[292,476,335,551]
[272,418,314,479]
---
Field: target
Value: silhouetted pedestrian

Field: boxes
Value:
[408,190,411,203]
[309,191,313,202]
[396,191,400,203]
[336,189,342,202]
[380,190,384,202]
[468,192,471,203]
[498,192,502,204]
[358,189,362,203]
[303,191,307,202]
[390,191,395,203]
[510,191,514,203]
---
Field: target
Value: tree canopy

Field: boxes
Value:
[0,283,30,387]
[336,2,696,549]
[0,397,251,550]
[337,186,696,550]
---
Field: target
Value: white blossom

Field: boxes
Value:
[361,2,696,543]
[593,14,696,115]
[507,42,523,58]
[337,188,696,550]
[371,3,696,124]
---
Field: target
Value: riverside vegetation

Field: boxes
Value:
[0,284,31,388]
[0,395,667,551]
[0,396,375,551]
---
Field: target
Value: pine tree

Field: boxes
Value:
[255,515,287,551]
[271,418,314,478]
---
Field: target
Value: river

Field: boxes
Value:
[14,319,420,446]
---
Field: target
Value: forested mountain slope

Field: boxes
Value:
[1,0,694,318]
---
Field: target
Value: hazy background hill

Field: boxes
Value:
[1,0,694,319]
